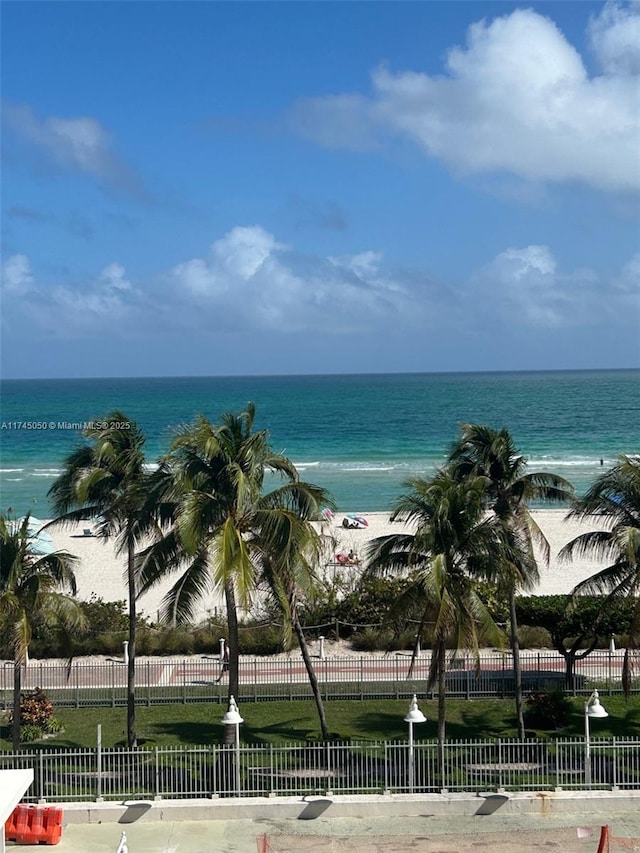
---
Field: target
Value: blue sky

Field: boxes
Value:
[1,1,638,379]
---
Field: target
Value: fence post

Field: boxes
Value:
[155,747,161,799]
[96,724,103,802]
[254,660,258,701]
[182,661,186,705]
[269,744,275,796]
[384,742,390,793]
[75,663,80,709]
[323,657,329,701]
[38,750,45,804]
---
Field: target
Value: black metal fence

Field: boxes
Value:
[1,649,630,710]
[2,736,639,802]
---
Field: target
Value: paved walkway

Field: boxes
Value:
[49,813,640,852]
[2,650,623,695]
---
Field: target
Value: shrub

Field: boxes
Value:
[238,624,291,656]
[20,725,46,743]
[524,690,573,730]
[517,626,552,649]
[17,687,54,729]
[351,628,394,652]
[10,687,63,742]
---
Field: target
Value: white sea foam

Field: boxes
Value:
[528,457,605,467]
[342,465,395,472]
[0,468,25,473]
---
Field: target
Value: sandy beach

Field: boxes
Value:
[37,510,611,624]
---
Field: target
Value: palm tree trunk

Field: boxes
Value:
[127,539,137,749]
[12,661,21,754]
[437,639,447,780]
[224,579,239,745]
[509,588,526,740]
[292,612,330,741]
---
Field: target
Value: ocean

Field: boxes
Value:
[0,370,638,518]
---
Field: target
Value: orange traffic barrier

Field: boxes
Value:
[4,803,63,845]
[42,806,63,845]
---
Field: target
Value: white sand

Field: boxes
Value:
[39,510,610,624]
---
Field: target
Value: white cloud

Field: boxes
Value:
[211,226,285,279]
[290,5,640,193]
[589,0,640,74]
[99,262,131,292]
[4,231,637,346]
[2,102,144,195]
[1,256,141,336]
[329,251,382,278]
[469,244,638,330]
[48,263,138,327]
[1,254,35,295]
[171,226,424,332]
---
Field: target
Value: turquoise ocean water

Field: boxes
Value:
[0,370,638,518]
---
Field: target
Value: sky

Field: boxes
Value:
[1,0,639,379]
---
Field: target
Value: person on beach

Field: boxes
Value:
[216,642,229,683]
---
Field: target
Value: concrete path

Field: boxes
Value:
[32,813,640,853]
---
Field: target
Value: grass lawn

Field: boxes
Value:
[3,695,640,750]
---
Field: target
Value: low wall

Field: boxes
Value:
[58,789,640,825]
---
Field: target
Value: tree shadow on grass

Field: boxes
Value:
[352,711,413,741]
[150,717,321,746]
[241,719,326,745]
[125,720,218,746]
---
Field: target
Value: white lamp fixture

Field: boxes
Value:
[404,695,427,726]
[221,696,244,727]
[404,695,426,793]
[222,696,244,796]
[585,690,608,786]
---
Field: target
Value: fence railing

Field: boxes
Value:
[0,649,631,710]
[2,737,639,802]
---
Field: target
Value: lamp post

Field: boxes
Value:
[222,695,244,796]
[403,694,426,793]
[608,635,616,692]
[585,689,608,786]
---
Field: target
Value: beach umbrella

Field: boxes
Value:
[28,535,56,556]
[348,514,368,527]
[321,507,334,521]
[18,516,51,538]
[15,517,55,552]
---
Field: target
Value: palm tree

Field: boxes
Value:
[365,471,505,769]
[447,424,574,739]
[258,510,331,740]
[47,411,150,748]
[560,454,640,696]
[136,404,334,735]
[0,514,83,752]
